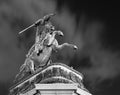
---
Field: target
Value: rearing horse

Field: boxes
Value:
[29,29,78,71]
[14,23,78,82]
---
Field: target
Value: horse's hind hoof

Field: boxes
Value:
[73,45,78,50]
[30,71,35,74]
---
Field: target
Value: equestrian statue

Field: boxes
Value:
[14,13,78,82]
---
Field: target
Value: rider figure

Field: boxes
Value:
[26,21,55,58]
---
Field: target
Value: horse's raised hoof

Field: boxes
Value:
[59,31,64,36]
[60,32,64,36]
[73,45,78,50]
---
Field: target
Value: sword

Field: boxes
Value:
[19,13,55,34]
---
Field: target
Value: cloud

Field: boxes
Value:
[79,22,120,81]
[0,2,26,81]
[51,3,120,87]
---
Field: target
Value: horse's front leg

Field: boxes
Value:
[54,42,78,50]
[54,30,64,37]
[47,31,64,46]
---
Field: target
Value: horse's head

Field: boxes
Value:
[45,22,55,32]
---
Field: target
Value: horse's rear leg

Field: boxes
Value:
[56,43,78,50]
[28,60,35,74]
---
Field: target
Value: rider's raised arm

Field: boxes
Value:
[35,26,39,43]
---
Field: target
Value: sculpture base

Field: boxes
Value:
[9,63,91,95]
[18,84,92,95]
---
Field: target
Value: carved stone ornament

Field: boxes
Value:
[10,63,90,95]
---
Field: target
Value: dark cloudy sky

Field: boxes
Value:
[0,0,120,95]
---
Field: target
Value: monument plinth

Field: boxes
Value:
[9,14,92,95]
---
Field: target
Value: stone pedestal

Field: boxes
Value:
[19,84,91,95]
[9,63,92,95]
